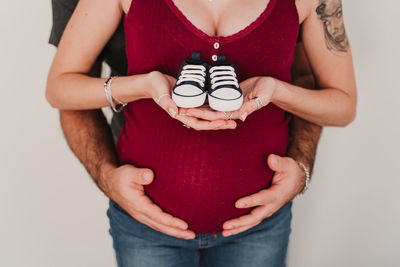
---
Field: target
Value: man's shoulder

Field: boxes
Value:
[52,0,79,12]
[49,0,80,46]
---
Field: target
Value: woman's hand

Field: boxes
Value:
[147,71,237,131]
[181,76,275,122]
[237,76,275,121]
[147,70,179,117]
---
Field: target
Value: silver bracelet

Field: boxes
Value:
[104,76,127,113]
[295,161,311,196]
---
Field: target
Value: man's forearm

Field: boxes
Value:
[287,117,322,174]
[287,40,323,173]
[59,61,118,196]
[60,109,117,195]
[60,109,117,194]
[287,60,322,173]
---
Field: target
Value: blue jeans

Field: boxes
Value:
[107,200,293,267]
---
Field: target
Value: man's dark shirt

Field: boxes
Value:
[49,0,128,141]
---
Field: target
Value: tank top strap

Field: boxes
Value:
[125,0,167,21]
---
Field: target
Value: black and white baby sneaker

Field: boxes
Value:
[172,51,208,108]
[207,55,243,112]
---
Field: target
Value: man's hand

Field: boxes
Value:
[221,154,305,237]
[100,164,196,240]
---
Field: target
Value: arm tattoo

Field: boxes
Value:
[316,0,349,52]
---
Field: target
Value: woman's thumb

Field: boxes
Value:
[159,95,177,118]
[168,104,178,118]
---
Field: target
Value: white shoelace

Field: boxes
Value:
[209,65,239,90]
[176,64,206,88]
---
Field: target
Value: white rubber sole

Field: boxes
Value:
[172,90,207,108]
[208,94,243,112]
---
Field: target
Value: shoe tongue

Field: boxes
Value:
[191,51,201,62]
[216,55,226,64]
[185,51,202,65]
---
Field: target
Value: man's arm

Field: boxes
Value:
[287,41,323,174]
[58,76,195,240]
[49,0,195,239]
[50,0,118,194]
[221,39,322,237]
[58,62,118,195]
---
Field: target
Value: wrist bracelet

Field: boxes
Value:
[295,161,311,196]
[104,76,127,113]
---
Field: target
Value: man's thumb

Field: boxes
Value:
[138,168,154,185]
[267,154,281,172]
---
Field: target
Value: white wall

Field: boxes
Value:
[288,1,400,266]
[0,1,399,266]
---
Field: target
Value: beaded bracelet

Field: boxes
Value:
[295,161,311,196]
[104,76,127,113]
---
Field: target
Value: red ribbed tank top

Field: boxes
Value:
[117,0,299,234]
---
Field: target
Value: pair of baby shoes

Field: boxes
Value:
[172,51,243,112]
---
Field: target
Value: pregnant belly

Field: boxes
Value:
[117,100,289,234]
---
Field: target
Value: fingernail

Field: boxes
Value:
[178,223,188,230]
[224,232,232,237]
[237,202,246,208]
[241,112,248,121]
[224,224,233,229]
[143,172,151,181]
[270,155,278,167]
[169,108,176,118]
[184,235,194,240]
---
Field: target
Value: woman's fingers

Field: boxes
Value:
[183,107,241,122]
[149,71,179,118]
[157,94,238,130]
[154,73,277,125]
[175,114,236,131]
[177,114,226,130]
[152,71,240,129]
[238,94,270,122]
[239,76,261,98]
[156,92,179,118]
[238,98,259,121]
[237,76,275,121]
